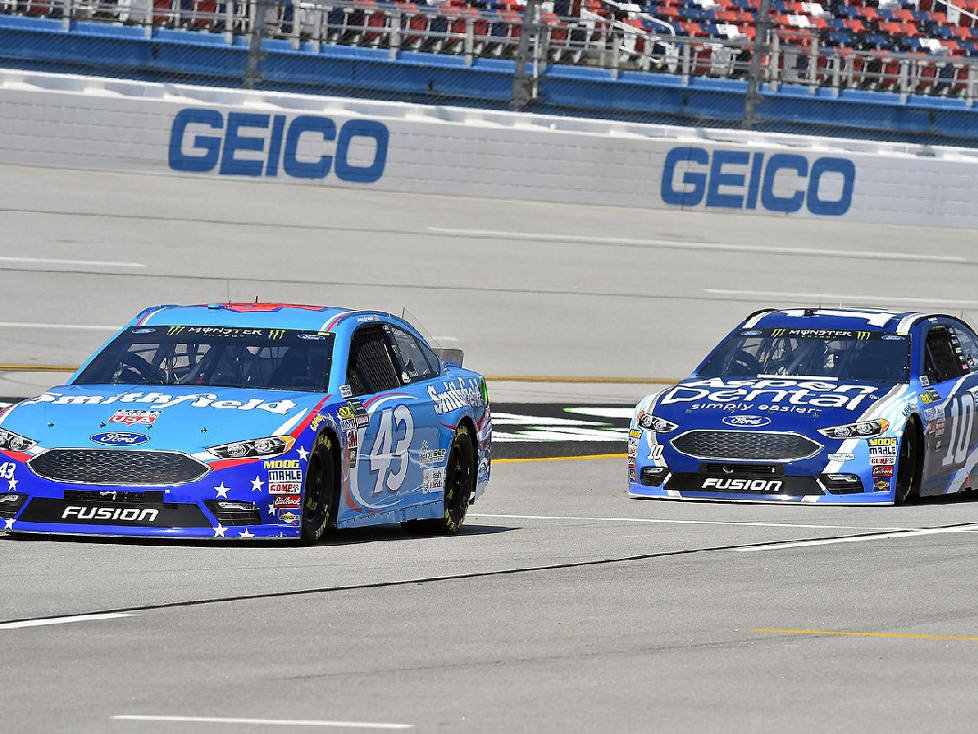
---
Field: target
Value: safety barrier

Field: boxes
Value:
[1,68,977,227]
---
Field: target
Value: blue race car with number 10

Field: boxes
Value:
[629,307,978,504]
[0,303,491,541]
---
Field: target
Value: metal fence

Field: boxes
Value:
[2,0,978,138]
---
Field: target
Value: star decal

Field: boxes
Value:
[239,528,255,539]
[213,523,227,538]
[296,446,309,461]
[3,518,14,530]
[251,476,264,492]
[267,503,276,515]
[7,477,17,491]
[214,482,230,499]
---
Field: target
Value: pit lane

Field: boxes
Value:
[2,163,978,732]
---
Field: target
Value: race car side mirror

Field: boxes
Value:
[434,348,464,367]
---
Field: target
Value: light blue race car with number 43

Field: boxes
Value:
[629,307,978,505]
[0,303,491,542]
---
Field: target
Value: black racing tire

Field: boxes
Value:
[403,424,476,536]
[300,433,339,545]
[894,419,922,506]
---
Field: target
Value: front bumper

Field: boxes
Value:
[0,456,306,540]
[627,470,894,505]
[0,493,302,538]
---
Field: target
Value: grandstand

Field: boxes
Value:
[1,0,977,100]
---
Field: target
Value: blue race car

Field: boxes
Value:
[0,303,491,541]
[629,308,978,505]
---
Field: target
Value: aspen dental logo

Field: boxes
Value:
[22,391,296,415]
[660,378,879,412]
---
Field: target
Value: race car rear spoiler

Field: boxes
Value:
[434,348,464,367]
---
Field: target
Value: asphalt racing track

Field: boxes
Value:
[3,164,978,732]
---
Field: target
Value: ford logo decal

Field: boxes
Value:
[90,431,150,446]
[722,415,772,428]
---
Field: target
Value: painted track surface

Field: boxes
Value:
[3,164,978,731]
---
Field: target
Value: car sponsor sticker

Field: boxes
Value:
[428,378,483,414]
[423,467,445,490]
[25,391,297,415]
[868,438,897,447]
[108,409,161,426]
[90,431,150,446]
[273,494,301,509]
[721,415,772,428]
[702,478,783,492]
[827,452,855,462]
[419,441,446,466]
[278,511,299,525]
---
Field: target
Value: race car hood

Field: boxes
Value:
[0,384,328,454]
[648,376,906,431]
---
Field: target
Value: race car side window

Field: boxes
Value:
[346,325,400,395]
[418,340,441,377]
[924,326,964,383]
[387,327,438,384]
[950,325,978,373]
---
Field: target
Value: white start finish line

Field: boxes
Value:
[111,715,414,729]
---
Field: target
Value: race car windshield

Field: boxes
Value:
[697,327,910,383]
[74,326,335,392]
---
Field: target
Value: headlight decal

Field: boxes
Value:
[0,427,37,453]
[637,412,679,433]
[206,435,296,460]
[817,419,890,439]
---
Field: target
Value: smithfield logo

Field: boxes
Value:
[90,431,150,446]
[661,147,855,216]
[169,109,388,183]
[722,415,772,428]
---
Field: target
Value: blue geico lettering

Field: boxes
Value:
[168,109,388,183]
[661,147,855,216]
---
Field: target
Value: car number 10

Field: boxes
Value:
[942,392,976,467]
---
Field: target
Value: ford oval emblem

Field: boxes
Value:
[722,415,772,428]
[90,431,150,446]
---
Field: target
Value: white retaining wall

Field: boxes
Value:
[2,69,978,228]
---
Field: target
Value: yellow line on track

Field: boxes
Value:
[485,375,677,385]
[754,628,978,641]
[0,364,76,372]
[495,453,626,463]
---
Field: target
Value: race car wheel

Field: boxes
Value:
[894,419,922,506]
[403,424,475,535]
[300,434,338,545]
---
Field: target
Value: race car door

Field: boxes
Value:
[384,324,443,499]
[919,322,978,494]
[343,323,424,516]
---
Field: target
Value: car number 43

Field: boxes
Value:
[368,406,414,495]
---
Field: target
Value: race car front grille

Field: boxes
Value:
[699,462,784,477]
[64,489,147,503]
[29,450,209,486]
[671,431,822,462]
